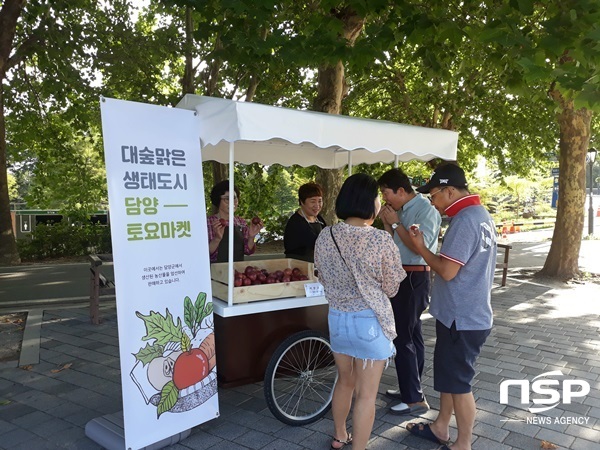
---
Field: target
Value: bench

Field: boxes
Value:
[497,243,512,287]
[89,254,115,324]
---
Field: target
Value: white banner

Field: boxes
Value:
[100,98,218,450]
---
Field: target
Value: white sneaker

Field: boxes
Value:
[385,389,403,400]
[390,400,430,415]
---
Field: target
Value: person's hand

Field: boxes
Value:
[379,204,398,226]
[212,218,225,241]
[407,225,425,250]
[248,218,263,238]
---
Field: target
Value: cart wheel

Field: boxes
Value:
[264,330,337,426]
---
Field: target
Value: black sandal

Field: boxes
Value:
[331,432,352,449]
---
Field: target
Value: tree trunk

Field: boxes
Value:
[245,74,258,102]
[0,0,26,265]
[313,61,345,223]
[312,7,364,225]
[182,6,195,95]
[538,92,591,280]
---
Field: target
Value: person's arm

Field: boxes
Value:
[393,220,420,254]
[403,205,441,253]
[380,237,406,297]
[238,217,261,255]
[246,217,263,253]
[408,227,461,281]
[378,204,398,236]
[207,217,224,262]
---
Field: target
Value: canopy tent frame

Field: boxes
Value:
[176,94,458,309]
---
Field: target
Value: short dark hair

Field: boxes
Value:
[210,180,240,207]
[377,168,414,194]
[298,182,323,205]
[336,173,379,220]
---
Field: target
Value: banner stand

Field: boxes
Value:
[85,412,191,450]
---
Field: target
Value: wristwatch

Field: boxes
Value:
[391,222,400,230]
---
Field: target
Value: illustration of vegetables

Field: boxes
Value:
[134,292,216,417]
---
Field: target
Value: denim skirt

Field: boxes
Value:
[328,308,395,361]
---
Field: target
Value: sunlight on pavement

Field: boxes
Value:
[508,283,600,320]
[541,284,600,318]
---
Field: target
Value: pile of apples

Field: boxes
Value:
[233,266,309,287]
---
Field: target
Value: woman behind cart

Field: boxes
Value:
[207,180,263,263]
[283,182,326,262]
[314,173,405,450]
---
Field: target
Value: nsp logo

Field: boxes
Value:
[499,370,590,413]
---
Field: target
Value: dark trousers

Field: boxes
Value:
[391,270,430,404]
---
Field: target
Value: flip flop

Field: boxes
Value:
[406,422,450,445]
[331,432,352,449]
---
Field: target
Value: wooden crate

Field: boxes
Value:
[210,258,315,303]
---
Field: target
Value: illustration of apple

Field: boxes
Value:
[172,348,210,390]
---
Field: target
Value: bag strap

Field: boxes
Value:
[330,227,349,268]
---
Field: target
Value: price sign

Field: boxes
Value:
[304,282,324,298]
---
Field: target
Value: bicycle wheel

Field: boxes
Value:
[264,330,337,426]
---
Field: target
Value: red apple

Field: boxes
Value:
[292,268,301,276]
[234,278,242,287]
[172,348,209,390]
[243,278,252,286]
[252,216,261,225]
[282,276,291,283]
[219,218,229,227]
[283,268,293,277]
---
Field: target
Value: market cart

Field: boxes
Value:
[176,95,458,425]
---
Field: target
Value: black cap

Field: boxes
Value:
[416,163,468,194]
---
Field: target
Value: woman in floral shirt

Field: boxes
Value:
[207,180,263,263]
[315,173,405,450]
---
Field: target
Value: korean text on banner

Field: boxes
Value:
[100,97,218,450]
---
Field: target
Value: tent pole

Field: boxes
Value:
[228,143,235,307]
[394,155,399,168]
[348,152,353,176]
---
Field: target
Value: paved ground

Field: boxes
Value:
[0,234,599,449]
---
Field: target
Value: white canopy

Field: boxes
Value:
[176,94,458,167]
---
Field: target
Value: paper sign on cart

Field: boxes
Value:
[304,282,324,297]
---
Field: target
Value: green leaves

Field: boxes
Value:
[136,309,183,346]
[157,381,178,417]
[133,343,164,366]
[510,0,534,16]
[183,292,211,338]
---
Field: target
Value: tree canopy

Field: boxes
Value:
[1,0,599,279]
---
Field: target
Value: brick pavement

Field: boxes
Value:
[1,275,599,449]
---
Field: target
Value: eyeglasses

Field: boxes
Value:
[428,187,447,203]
